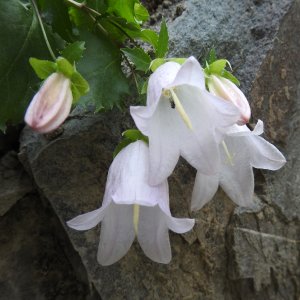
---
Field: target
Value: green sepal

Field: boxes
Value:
[61,41,86,64]
[56,57,74,78]
[29,58,57,80]
[150,57,186,72]
[113,129,149,158]
[71,71,90,103]
[222,70,240,86]
[121,47,151,72]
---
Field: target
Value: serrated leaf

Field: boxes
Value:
[56,57,74,78]
[121,47,151,72]
[134,3,149,22]
[156,19,168,58]
[29,58,57,79]
[76,31,129,111]
[0,0,63,131]
[222,70,240,86]
[61,41,86,64]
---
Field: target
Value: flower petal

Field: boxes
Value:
[191,172,219,211]
[97,203,135,266]
[219,137,255,207]
[137,205,171,264]
[249,135,286,170]
[171,56,205,90]
[67,205,108,231]
[147,99,181,185]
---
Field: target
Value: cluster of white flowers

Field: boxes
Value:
[67,57,286,265]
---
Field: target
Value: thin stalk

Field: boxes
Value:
[122,54,140,95]
[30,0,56,60]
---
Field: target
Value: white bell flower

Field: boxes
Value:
[191,120,286,210]
[67,141,195,265]
[130,57,240,185]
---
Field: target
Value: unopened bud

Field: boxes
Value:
[207,75,251,125]
[25,72,72,133]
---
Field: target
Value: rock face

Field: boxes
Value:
[19,0,300,299]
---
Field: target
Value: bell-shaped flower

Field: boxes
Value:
[191,120,286,210]
[130,57,240,186]
[67,141,195,265]
[207,74,251,125]
[25,72,72,133]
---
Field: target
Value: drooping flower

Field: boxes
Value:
[67,141,195,265]
[191,120,286,210]
[25,72,72,133]
[207,74,251,125]
[130,57,240,186]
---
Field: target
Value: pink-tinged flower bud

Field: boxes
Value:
[207,75,251,125]
[25,73,72,133]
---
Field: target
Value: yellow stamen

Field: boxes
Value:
[222,141,234,166]
[169,88,193,130]
[133,204,140,235]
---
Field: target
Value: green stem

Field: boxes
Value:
[30,0,56,60]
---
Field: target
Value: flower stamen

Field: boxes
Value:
[169,88,193,130]
[222,141,234,166]
[133,204,140,235]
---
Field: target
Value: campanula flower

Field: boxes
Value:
[130,57,240,185]
[207,74,251,125]
[191,120,286,210]
[25,72,72,133]
[67,141,195,265]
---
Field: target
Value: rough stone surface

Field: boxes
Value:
[0,151,33,216]
[0,194,94,300]
[18,0,300,299]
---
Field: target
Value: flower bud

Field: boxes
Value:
[207,75,251,125]
[25,72,72,133]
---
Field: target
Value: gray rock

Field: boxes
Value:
[0,151,33,216]
[19,0,300,299]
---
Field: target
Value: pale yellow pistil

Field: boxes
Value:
[133,204,140,235]
[163,87,193,130]
[222,141,234,166]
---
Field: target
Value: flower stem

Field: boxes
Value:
[30,0,56,61]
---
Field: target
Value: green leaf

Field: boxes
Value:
[68,6,93,28]
[127,29,158,48]
[222,70,240,86]
[121,47,151,72]
[0,0,63,130]
[156,19,168,58]
[208,59,228,75]
[76,31,129,111]
[37,0,73,41]
[29,57,57,79]
[134,3,149,22]
[56,57,74,78]
[61,41,86,64]
[71,71,90,102]
[107,0,137,24]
